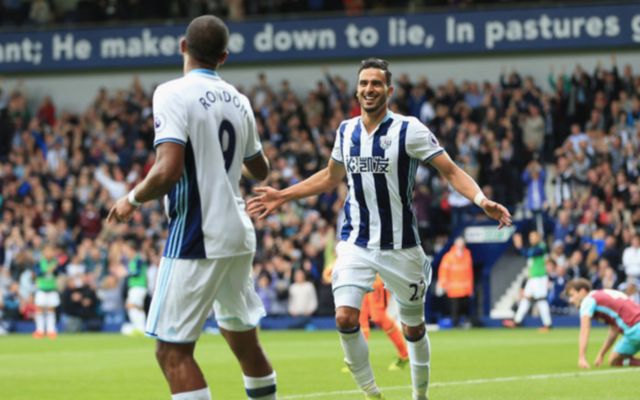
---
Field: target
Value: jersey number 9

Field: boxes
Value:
[218,119,236,172]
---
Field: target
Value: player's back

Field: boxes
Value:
[153,69,262,259]
[584,289,640,332]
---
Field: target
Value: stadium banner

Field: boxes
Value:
[1,3,639,73]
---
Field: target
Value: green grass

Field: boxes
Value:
[0,328,637,399]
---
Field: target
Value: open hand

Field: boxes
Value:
[594,354,604,367]
[480,199,512,229]
[578,357,590,369]
[247,187,286,220]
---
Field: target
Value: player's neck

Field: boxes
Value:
[184,59,218,75]
[360,107,389,134]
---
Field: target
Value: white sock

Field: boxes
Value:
[35,312,45,333]
[339,327,380,396]
[128,308,146,331]
[537,300,552,327]
[243,371,277,399]
[45,311,57,334]
[171,387,211,400]
[406,331,430,400]
[514,298,531,324]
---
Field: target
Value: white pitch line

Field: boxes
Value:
[280,368,639,399]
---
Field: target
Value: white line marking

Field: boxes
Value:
[280,368,638,399]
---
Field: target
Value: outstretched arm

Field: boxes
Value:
[247,159,346,220]
[578,315,592,368]
[430,152,512,229]
[594,326,619,367]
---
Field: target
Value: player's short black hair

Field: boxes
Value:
[185,15,229,68]
[358,58,392,85]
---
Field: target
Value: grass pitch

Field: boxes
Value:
[0,328,637,399]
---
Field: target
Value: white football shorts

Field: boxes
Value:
[127,287,148,308]
[332,241,432,311]
[145,253,265,343]
[523,276,549,300]
[35,291,60,309]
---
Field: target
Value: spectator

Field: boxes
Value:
[96,274,125,325]
[61,275,100,332]
[436,237,474,328]
[287,269,317,328]
[622,234,640,281]
[521,159,547,234]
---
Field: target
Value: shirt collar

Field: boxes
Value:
[188,68,219,78]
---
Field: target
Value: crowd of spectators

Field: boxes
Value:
[0,0,617,27]
[0,52,639,333]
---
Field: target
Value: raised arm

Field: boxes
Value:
[430,152,512,228]
[247,158,346,220]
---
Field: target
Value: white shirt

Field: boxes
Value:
[153,69,262,259]
[331,111,444,249]
[622,246,640,278]
[288,281,318,316]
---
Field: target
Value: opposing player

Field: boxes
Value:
[565,278,640,368]
[248,58,511,400]
[503,231,552,331]
[360,275,409,371]
[108,15,276,400]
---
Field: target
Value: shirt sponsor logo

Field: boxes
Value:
[346,156,390,174]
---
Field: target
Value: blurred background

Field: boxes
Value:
[1,0,640,335]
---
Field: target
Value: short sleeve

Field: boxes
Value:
[152,83,188,148]
[244,103,263,160]
[579,295,596,318]
[405,119,444,162]
[331,122,347,164]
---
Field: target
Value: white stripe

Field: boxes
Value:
[148,258,174,334]
[360,136,379,248]
[166,178,184,257]
[173,170,189,256]
[279,369,638,399]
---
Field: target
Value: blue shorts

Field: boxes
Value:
[614,323,640,356]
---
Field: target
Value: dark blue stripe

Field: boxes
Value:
[337,325,361,334]
[243,150,262,161]
[154,138,186,148]
[179,141,206,258]
[340,194,353,240]
[398,121,418,248]
[424,148,445,162]
[350,123,369,247]
[246,385,276,398]
[162,181,180,258]
[339,122,352,240]
[372,119,394,249]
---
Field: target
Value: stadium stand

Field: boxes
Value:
[1,2,640,333]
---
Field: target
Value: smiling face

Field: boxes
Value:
[356,68,393,115]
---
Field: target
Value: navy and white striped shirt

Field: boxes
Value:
[331,111,444,250]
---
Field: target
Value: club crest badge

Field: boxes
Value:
[380,137,393,150]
